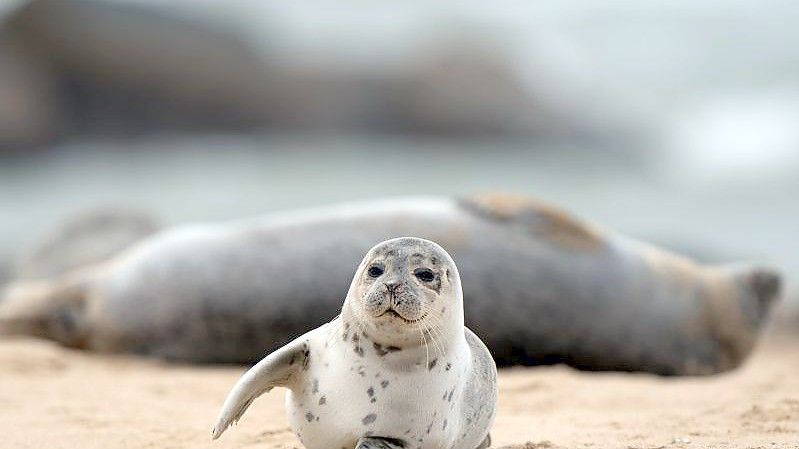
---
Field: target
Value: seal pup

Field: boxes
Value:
[212,237,497,449]
[0,194,781,375]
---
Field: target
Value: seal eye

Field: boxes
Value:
[367,265,384,278]
[414,268,435,282]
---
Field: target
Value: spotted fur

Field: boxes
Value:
[212,238,497,449]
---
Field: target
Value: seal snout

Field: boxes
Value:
[384,280,402,296]
[380,281,415,320]
[363,279,422,323]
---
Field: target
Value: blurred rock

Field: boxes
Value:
[389,36,548,136]
[1,0,276,148]
[0,28,60,150]
[0,0,614,150]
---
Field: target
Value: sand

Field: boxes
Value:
[0,333,797,449]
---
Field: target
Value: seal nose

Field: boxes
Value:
[384,281,401,295]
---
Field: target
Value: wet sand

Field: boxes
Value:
[0,333,797,449]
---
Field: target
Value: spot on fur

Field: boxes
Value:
[362,413,377,425]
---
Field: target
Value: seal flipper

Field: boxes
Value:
[355,437,407,449]
[727,264,782,325]
[211,337,311,439]
[744,266,782,312]
[0,272,92,347]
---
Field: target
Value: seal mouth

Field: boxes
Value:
[377,309,427,324]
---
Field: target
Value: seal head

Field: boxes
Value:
[344,237,463,348]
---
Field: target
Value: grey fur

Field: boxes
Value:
[0,194,782,375]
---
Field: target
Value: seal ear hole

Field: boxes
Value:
[367,265,384,278]
[414,268,435,282]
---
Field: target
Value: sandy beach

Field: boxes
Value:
[1,331,797,449]
[1,2,797,448]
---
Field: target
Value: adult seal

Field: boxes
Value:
[0,193,782,375]
[212,237,497,449]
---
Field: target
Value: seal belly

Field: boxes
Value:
[285,337,464,449]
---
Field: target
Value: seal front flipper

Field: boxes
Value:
[211,336,311,440]
[355,437,407,449]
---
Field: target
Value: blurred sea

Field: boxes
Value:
[1,134,796,289]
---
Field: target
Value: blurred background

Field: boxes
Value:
[0,0,796,315]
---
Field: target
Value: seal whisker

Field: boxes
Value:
[416,304,447,358]
[428,330,445,361]
[425,322,447,360]
[417,311,446,360]
[418,305,448,353]
[417,323,430,369]
[431,323,450,359]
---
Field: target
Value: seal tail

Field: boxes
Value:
[700,263,782,373]
[730,264,783,322]
[0,271,93,347]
